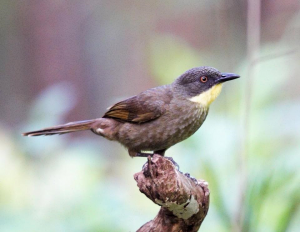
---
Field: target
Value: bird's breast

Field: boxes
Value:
[166,102,208,142]
[116,100,208,151]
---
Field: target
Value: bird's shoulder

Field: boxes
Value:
[103,85,173,123]
[137,84,173,103]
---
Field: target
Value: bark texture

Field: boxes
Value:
[134,155,210,232]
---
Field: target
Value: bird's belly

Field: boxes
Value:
[117,105,208,151]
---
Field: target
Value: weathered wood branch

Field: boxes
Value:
[134,155,210,232]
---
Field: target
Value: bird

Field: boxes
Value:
[23,66,239,157]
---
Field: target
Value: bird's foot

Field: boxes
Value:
[139,155,179,171]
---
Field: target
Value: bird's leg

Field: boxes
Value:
[130,149,179,170]
[154,149,166,156]
[134,152,154,157]
[130,149,166,158]
[128,149,153,158]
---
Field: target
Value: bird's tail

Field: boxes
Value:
[22,119,96,137]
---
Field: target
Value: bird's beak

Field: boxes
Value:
[217,73,240,83]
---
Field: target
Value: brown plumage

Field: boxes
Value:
[23,66,239,157]
[22,120,95,136]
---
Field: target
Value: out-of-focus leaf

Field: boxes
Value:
[202,161,232,230]
[21,82,76,157]
[27,82,76,127]
[275,189,300,232]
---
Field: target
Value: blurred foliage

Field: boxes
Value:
[149,35,203,84]
[1,0,300,231]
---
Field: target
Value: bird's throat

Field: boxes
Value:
[188,84,223,107]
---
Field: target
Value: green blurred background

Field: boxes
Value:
[1,0,299,231]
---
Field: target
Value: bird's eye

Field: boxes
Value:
[200,76,208,83]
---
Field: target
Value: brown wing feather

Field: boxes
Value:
[103,86,172,124]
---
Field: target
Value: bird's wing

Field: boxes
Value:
[103,86,172,124]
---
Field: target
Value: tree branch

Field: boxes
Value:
[134,155,210,232]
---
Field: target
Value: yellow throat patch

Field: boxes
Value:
[188,84,223,107]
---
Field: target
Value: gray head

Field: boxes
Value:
[173,66,239,100]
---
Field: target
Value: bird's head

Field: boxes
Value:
[173,66,240,107]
